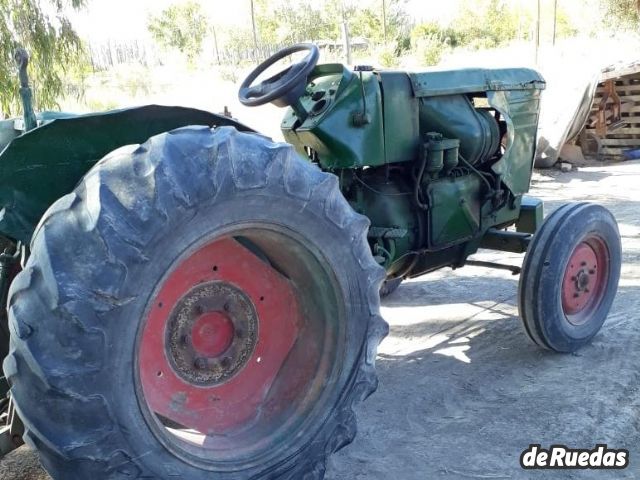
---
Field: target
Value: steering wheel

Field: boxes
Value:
[238,43,319,108]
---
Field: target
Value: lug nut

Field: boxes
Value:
[223,303,230,312]
[194,357,208,370]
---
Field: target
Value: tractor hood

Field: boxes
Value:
[409,68,546,97]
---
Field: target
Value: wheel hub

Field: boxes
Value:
[575,270,590,291]
[167,282,258,386]
[561,239,608,323]
[138,237,302,436]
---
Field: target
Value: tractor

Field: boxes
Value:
[0,44,621,479]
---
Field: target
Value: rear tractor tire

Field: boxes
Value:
[518,202,621,352]
[380,277,402,297]
[3,126,387,479]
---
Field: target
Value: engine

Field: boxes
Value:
[281,65,545,279]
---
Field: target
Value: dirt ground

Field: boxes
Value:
[326,161,640,479]
[2,160,639,479]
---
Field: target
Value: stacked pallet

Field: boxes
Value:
[581,62,640,160]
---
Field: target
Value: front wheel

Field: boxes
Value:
[4,127,387,479]
[518,202,621,352]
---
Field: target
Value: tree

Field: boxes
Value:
[147,1,209,63]
[0,0,86,117]
[602,0,640,28]
[254,0,337,45]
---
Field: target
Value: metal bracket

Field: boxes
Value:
[465,259,521,275]
[352,68,371,127]
[480,228,532,254]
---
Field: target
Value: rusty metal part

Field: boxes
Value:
[166,281,258,386]
[595,80,623,137]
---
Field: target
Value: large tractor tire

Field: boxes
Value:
[3,126,387,479]
[518,202,621,352]
[379,277,402,297]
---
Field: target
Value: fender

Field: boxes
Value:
[0,105,254,244]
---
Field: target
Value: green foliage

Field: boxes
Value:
[0,0,86,116]
[376,42,400,68]
[411,22,461,47]
[253,0,410,49]
[254,0,336,45]
[147,1,208,62]
[410,23,453,66]
[554,9,578,39]
[220,27,256,63]
[452,0,522,50]
[409,0,554,64]
[602,0,640,28]
[413,36,448,66]
[349,0,411,45]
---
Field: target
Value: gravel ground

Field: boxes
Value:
[2,160,639,479]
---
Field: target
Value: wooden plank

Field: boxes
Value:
[599,138,640,146]
[600,152,624,158]
[594,93,640,101]
[585,127,640,135]
[601,68,640,80]
[593,93,640,101]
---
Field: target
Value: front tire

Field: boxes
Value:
[4,127,387,479]
[518,202,621,352]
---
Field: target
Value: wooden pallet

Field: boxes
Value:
[581,69,640,160]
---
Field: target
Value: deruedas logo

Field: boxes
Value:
[520,444,629,469]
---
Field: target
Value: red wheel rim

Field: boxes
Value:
[561,235,609,325]
[137,230,343,464]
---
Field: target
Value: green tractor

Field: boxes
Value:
[0,44,621,478]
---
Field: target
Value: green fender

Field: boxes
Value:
[0,105,254,244]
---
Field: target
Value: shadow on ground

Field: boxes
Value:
[327,270,640,479]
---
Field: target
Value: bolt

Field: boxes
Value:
[581,261,587,267]
[181,334,190,345]
[194,305,204,315]
[235,329,244,339]
[573,293,580,298]
[571,276,577,281]
[589,269,596,274]
[223,303,230,312]
[194,357,208,370]
[221,357,231,368]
